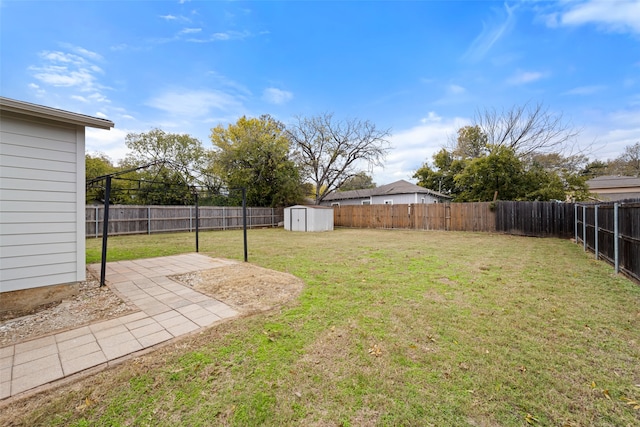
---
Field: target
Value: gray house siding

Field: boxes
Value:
[322,180,451,206]
[0,97,113,294]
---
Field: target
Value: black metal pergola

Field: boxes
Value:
[86,160,248,287]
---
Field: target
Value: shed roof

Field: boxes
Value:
[0,96,114,130]
[586,175,640,189]
[324,179,451,201]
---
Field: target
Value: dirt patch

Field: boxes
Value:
[0,275,136,347]
[172,263,304,314]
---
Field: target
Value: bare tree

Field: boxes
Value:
[608,142,640,176]
[474,101,580,157]
[288,113,391,204]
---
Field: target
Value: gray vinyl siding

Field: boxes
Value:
[324,198,371,206]
[371,193,418,205]
[0,113,85,292]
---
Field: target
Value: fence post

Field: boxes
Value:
[147,206,151,235]
[614,203,619,274]
[594,204,599,260]
[95,206,99,238]
[189,206,192,232]
[582,205,587,251]
[574,204,578,243]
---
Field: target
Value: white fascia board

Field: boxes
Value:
[0,97,114,130]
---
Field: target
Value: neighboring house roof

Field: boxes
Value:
[324,179,452,201]
[586,175,640,202]
[586,175,640,190]
[0,96,114,129]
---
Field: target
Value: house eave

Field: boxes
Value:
[0,97,114,130]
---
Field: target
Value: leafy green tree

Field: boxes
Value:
[413,148,467,197]
[453,125,488,159]
[455,145,526,201]
[581,160,610,178]
[85,153,133,204]
[210,115,304,207]
[86,152,114,203]
[122,129,206,205]
[339,172,376,191]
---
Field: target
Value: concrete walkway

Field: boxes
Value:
[0,254,239,400]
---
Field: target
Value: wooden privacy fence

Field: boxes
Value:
[495,201,575,238]
[86,205,284,237]
[576,201,640,282]
[333,202,496,232]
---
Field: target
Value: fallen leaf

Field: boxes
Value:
[621,397,640,410]
[602,389,611,400]
[368,344,382,357]
[75,397,95,411]
[525,413,539,424]
[518,366,527,373]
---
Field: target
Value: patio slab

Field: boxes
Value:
[0,253,239,400]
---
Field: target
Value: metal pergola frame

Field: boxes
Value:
[86,160,248,287]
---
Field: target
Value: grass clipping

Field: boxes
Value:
[172,263,304,314]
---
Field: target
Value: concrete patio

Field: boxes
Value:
[0,253,239,400]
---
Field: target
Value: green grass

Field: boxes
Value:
[8,229,640,426]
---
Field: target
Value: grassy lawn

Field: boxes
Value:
[13,229,640,426]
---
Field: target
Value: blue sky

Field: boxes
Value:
[1,0,639,185]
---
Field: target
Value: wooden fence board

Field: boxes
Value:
[333,203,496,232]
[86,205,283,237]
[576,201,640,282]
[495,201,574,238]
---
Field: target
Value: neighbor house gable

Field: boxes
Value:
[321,179,451,206]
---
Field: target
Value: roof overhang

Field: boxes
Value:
[0,96,114,130]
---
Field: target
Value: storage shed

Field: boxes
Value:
[0,97,114,314]
[284,205,334,232]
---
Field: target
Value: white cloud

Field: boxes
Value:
[420,111,442,124]
[559,0,640,34]
[462,3,517,62]
[85,127,130,163]
[28,83,46,97]
[147,89,244,117]
[563,85,606,95]
[61,44,103,61]
[449,84,466,94]
[507,70,546,85]
[577,107,640,160]
[29,46,109,106]
[374,114,469,184]
[262,88,293,105]
[179,27,201,35]
[207,70,252,96]
[160,14,177,21]
[212,30,250,41]
[31,66,97,88]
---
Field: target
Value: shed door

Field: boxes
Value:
[290,208,307,232]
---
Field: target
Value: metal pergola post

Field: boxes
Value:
[242,188,248,262]
[99,175,111,287]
